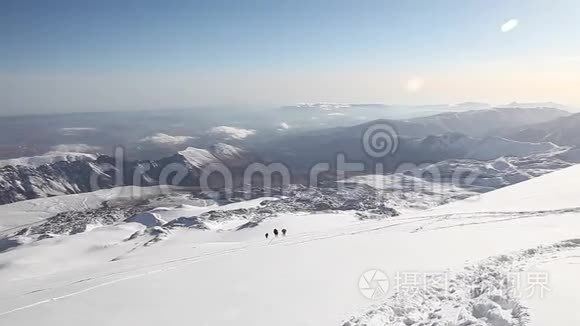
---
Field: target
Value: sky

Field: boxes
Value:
[1,0,580,114]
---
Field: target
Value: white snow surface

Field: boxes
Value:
[1,165,580,325]
[124,212,167,227]
[525,246,580,326]
[178,143,247,168]
[177,147,216,168]
[209,143,247,160]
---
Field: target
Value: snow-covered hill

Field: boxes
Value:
[0,186,192,233]
[0,152,97,168]
[407,107,569,137]
[0,162,579,325]
[0,144,256,205]
[505,112,580,147]
[178,143,250,169]
[413,133,563,161]
[467,137,560,160]
[257,117,571,174]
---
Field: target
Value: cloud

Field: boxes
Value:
[49,143,102,153]
[501,19,519,33]
[278,122,290,131]
[207,126,256,140]
[405,77,425,92]
[139,133,196,145]
[58,127,97,136]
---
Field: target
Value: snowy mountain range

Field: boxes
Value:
[0,152,98,168]
[1,148,580,325]
[0,144,255,205]
[1,104,580,325]
[1,107,579,206]
[406,107,569,136]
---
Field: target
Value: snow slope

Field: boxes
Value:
[422,162,580,214]
[0,186,190,233]
[525,246,580,326]
[1,165,580,325]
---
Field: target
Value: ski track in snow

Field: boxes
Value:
[410,206,580,233]
[0,207,579,322]
[2,215,430,316]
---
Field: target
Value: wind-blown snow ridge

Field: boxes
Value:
[0,152,97,168]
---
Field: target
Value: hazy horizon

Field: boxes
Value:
[0,100,578,118]
[2,0,580,114]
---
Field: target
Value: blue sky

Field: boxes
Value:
[1,0,579,113]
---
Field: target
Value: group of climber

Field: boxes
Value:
[265,228,286,239]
